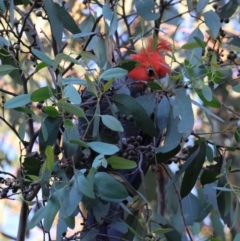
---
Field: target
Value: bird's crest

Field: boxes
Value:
[128,37,172,82]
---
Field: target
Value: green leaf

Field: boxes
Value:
[63,119,74,128]
[196,90,222,108]
[45,146,54,171]
[233,85,240,93]
[43,192,61,231]
[135,93,156,117]
[9,0,14,28]
[93,200,110,223]
[155,145,181,163]
[28,206,47,230]
[200,157,222,185]
[62,78,87,86]
[100,67,128,80]
[152,228,173,234]
[54,3,80,34]
[156,95,170,132]
[32,48,53,66]
[135,0,160,20]
[0,0,6,12]
[41,121,48,142]
[233,234,240,241]
[44,0,62,44]
[193,37,207,49]
[217,176,232,226]
[53,53,80,71]
[23,156,41,179]
[31,87,56,102]
[64,32,97,40]
[69,139,88,148]
[43,106,60,117]
[0,64,17,75]
[102,5,118,36]
[62,125,80,158]
[107,156,137,169]
[118,60,139,72]
[206,144,214,162]
[196,0,209,13]
[81,51,99,63]
[101,115,124,132]
[74,170,95,199]
[203,10,220,39]
[182,193,201,226]
[35,62,48,73]
[181,141,206,198]
[220,0,239,19]
[202,85,212,101]
[59,185,83,217]
[39,117,62,154]
[0,48,22,85]
[192,100,223,122]
[88,141,119,155]
[146,81,162,90]
[4,94,31,108]
[181,42,200,49]
[173,88,194,138]
[157,109,182,153]
[94,172,128,201]
[14,107,35,115]
[18,122,26,140]
[57,102,86,119]
[64,85,81,105]
[111,94,157,137]
[85,74,97,96]
[103,78,115,92]
[232,203,239,229]
[235,127,240,144]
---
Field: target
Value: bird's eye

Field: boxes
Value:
[147,68,155,77]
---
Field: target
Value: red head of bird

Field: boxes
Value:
[127,37,172,82]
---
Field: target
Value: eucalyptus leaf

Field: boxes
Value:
[220,0,239,19]
[54,3,80,34]
[45,146,54,171]
[107,156,137,169]
[202,85,212,102]
[31,87,56,102]
[44,0,62,44]
[233,85,240,93]
[135,0,160,20]
[32,48,53,66]
[111,94,157,137]
[4,94,31,109]
[94,172,128,201]
[100,67,127,80]
[203,10,220,39]
[196,0,209,13]
[0,64,17,75]
[173,88,194,138]
[62,78,87,86]
[101,114,124,132]
[88,141,119,155]
[57,102,86,119]
[64,85,81,105]
[181,141,206,198]
[53,53,80,71]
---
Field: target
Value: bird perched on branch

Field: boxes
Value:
[79,36,172,241]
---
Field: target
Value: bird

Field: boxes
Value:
[128,37,172,82]
[78,36,172,241]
